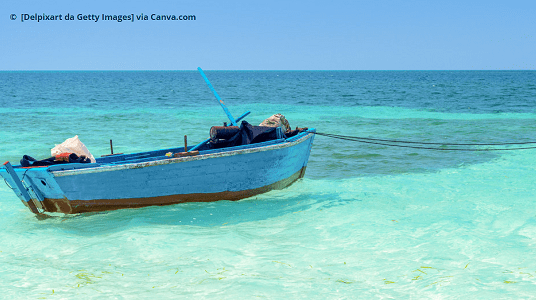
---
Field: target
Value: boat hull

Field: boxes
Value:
[1,131,315,214]
[43,167,306,214]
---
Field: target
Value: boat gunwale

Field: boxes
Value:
[51,130,315,177]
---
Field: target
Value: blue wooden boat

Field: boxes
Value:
[0,69,315,215]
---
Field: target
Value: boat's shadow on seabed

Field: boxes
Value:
[31,179,354,236]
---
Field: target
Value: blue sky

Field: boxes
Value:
[1,0,535,70]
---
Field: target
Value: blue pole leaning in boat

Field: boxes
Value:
[197,67,238,126]
[189,68,251,152]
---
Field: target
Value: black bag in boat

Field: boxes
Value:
[200,121,282,150]
[20,153,91,167]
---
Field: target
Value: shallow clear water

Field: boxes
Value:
[1,71,535,298]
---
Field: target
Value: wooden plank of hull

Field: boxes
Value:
[42,166,307,214]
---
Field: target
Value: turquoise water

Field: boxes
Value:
[1,71,536,298]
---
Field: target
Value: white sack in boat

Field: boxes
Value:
[51,135,96,163]
[259,113,291,132]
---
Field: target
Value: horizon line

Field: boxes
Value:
[0,69,535,72]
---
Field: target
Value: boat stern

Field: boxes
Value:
[1,162,69,214]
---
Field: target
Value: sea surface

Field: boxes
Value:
[0,70,535,299]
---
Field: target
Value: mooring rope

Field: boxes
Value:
[315,132,536,151]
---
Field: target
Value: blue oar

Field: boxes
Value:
[189,68,251,152]
[197,67,237,126]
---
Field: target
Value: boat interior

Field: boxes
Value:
[13,125,312,172]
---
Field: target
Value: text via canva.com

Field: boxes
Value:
[11,13,196,22]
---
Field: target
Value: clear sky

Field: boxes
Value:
[1,0,535,70]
